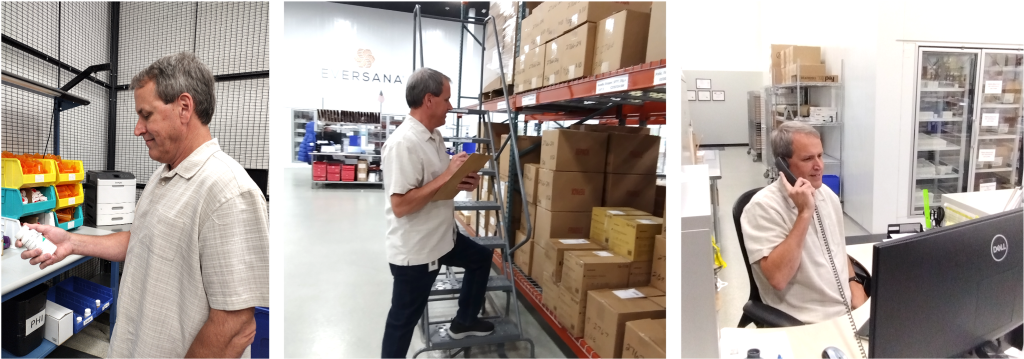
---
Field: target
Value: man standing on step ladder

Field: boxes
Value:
[381,67,494,358]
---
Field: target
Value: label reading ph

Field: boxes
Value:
[596,74,629,94]
[979,149,996,162]
[522,94,537,106]
[613,288,646,299]
[982,113,999,127]
[654,68,668,85]
[593,251,614,257]
[26,310,45,335]
[497,101,507,110]
[984,81,1003,94]
[559,239,590,245]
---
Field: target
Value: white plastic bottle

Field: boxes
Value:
[16,226,56,255]
[84,308,91,317]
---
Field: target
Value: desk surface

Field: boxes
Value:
[699,150,722,179]
[943,189,1015,218]
[720,244,874,359]
[2,226,113,295]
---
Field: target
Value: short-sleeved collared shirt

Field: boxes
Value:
[739,178,851,324]
[109,139,270,358]
[382,116,455,266]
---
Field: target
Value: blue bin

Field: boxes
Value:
[2,186,56,219]
[48,285,95,334]
[348,135,361,147]
[252,307,269,358]
[462,143,477,154]
[823,175,840,196]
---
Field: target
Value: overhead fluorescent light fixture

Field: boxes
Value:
[2,70,90,107]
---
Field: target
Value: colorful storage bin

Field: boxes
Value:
[1,186,57,219]
[1,158,56,189]
[55,183,84,210]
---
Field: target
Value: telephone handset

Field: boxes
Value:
[779,156,867,357]
[775,156,798,186]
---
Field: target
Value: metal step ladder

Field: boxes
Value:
[411,4,535,358]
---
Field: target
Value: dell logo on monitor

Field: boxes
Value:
[991,234,1008,262]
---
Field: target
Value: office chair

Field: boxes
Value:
[732,186,872,328]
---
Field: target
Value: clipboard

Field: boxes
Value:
[431,153,492,201]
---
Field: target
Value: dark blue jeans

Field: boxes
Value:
[381,231,493,358]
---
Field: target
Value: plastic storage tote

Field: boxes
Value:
[2,186,57,219]
[56,206,83,231]
[54,183,84,210]
[2,158,56,189]
[823,175,841,196]
[252,307,269,358]
[1,283,49,356]
[54,160,84,186]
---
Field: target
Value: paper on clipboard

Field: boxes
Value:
[431,153,492,201]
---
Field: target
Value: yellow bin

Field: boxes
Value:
[55,160,85,185]
[2,158,57,189]
[55,182,85,210]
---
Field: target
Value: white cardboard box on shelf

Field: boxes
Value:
[45,300,73,345]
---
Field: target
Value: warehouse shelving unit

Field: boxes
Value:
[291,109,315,163]
[763,60,845,200]
[747,91,764,162]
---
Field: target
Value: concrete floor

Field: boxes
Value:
[281,168,566,358]
[711,147,870,331]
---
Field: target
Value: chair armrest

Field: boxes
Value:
[742,300,805,328]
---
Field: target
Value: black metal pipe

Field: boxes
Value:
[107,2,120,171]
[420,13,481,25]
[1,35,110,88]
[463,24,482,46]
[114,70,270,91]
[60,63,111,92]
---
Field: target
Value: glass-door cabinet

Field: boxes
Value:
[911,49,978,215]
[969,50,1023,192]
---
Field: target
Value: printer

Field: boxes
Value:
[83,171,135,226]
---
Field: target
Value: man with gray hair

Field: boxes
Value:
[380,67,491,358]
[739,121,866,324]
[17,52,269,357]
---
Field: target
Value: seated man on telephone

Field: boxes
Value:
[740,121,867,324]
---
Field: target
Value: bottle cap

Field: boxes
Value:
[77,317,82,323]
[84,308,91,317]
[96,299,101,307]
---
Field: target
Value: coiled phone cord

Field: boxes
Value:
[816,207,868,359]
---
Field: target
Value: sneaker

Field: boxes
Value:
[447,319,494,339]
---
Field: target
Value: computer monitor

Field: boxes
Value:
[869,208,1023,358]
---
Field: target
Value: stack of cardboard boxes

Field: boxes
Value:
[770,44,839,85]
[514,2,665,93]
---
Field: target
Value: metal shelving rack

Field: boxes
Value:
[292,109,314,163]
[747,91,763,162]
[763,60,845,200]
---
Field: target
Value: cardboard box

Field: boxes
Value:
[533,242,550,278]
[536,168,605,212]
[645,2,665,62]
[540,129,609,172]
[784,63,825,79]
[605,133,660,174]
[521,203,538,234]
[622,319,667,359]
[590,208,651,248]
[555,2,652,39]
[545,23,597,86]
[557,286,590,337]
[534,2,567,46]
[357,160,369,182]
[514,230,534,277]
[570,124,651,135]
[540,269,561,311]
[514,46,547,93]
[649,296,666,309]
[609,216,664,261]
[629,260,653,287]
[650,234,666,292]
[560,250,631,300]
[783,45,821,66]
[499,135,543,181]
[44,301,73,345]
[585,287,667,359]
[539,238,604,283]
[770,44,796,85]
[535,206,592,240]
[522,163,540,204]
[603,174,657,214]
[592,10,650,74]
[482,2,520,93]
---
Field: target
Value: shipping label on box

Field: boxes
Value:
[536,167,605,212]
[592,10,650,74]
[603,174,657,214]
[546,23,597,85]
[605,133,660,174]
[560,251,631,301]
[540,129,609,172]
[585,287,667,359]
